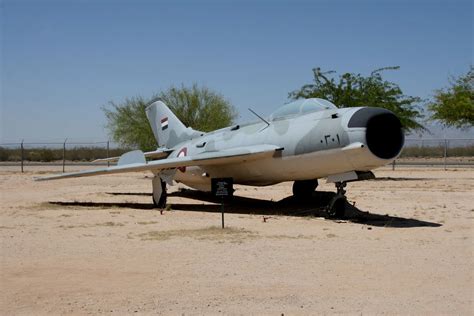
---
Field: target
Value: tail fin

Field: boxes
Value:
[146,101,203,149]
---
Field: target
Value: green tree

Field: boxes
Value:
[103,96,156,151]
[153,84,237,132]
[103,85,236,151]
[289,66,424,131]
[428,66,473,128]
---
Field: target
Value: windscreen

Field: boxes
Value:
[270,98,337,120]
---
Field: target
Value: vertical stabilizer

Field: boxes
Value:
[146,101,203,148]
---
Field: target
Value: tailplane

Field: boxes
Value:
[146,101,203,149]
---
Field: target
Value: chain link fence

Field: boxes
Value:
[1,138,473,172]
[394,138,474,169]
[0,140,129,172]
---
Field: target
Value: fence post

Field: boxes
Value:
[392,159,396,171]
[107,140,110,167]
[20,140,24,173]
[62,138,67,173]
[444,139,448,171]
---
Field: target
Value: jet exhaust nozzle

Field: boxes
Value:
[348,108,405,160]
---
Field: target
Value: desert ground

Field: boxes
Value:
[0,165,473,315]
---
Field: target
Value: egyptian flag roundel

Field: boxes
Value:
[177,147,187,173]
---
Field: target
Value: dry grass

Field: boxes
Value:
[95,221,125,227]
[266,234,315,240]
[34,202,66,211]
[58,222,125,229]
[138,226,258,242]
[58,224,89,229]
[0,226,15,229]
[0,146,129,162]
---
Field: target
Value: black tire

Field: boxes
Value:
[152,180,167,208]
[292,179,319,199]
[327,195,346,218]
[152,194,167,209]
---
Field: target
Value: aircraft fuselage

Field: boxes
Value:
[168,106,404,191]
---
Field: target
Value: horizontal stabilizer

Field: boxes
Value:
[117,150,146,166]
[92,148,172,163]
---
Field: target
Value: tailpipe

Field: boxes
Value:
[348,108,404,159]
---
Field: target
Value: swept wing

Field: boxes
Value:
[36,144,282,181]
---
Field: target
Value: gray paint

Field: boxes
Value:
[38,99,404,194]
[143,99,404,191]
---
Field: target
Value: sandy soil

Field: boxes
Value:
[0,166,473,315]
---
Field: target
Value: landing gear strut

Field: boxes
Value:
[327,181,347,218]
[152,176,167,208]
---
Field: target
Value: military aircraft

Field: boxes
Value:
[37,98,404,217]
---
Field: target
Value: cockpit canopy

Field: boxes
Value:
[270,98,337,120]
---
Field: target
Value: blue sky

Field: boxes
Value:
[1,0,472,143]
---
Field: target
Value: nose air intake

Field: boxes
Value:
[348,108,404,159]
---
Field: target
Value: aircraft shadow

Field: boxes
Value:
[370,177,430,181]
[169,189,442,228]
[49,189,441,228]
[106,192,152,196]
[50,201,155,210]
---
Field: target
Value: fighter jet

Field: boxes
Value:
[37,98,404,217]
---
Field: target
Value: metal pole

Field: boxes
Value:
[106,140,110,167]
[62,138,67,173]
[444,139,448,171]
[221,196,225,229]
[20,140,24,173]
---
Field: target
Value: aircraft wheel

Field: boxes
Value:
[152,193,167,209]
[152,178,167,209]
[292,179,319,199]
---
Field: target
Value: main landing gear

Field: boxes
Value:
[292,179,319,199]
[152,176,167,208]
[292,179,348,218]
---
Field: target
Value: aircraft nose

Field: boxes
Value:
[348,107,405,159]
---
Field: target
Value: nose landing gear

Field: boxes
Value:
[327,181,348,218]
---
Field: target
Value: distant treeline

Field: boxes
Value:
[0,146,130,162]
[1,145,473,162]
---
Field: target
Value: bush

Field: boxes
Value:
[400,145,474,157]
[0,146,129,162]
